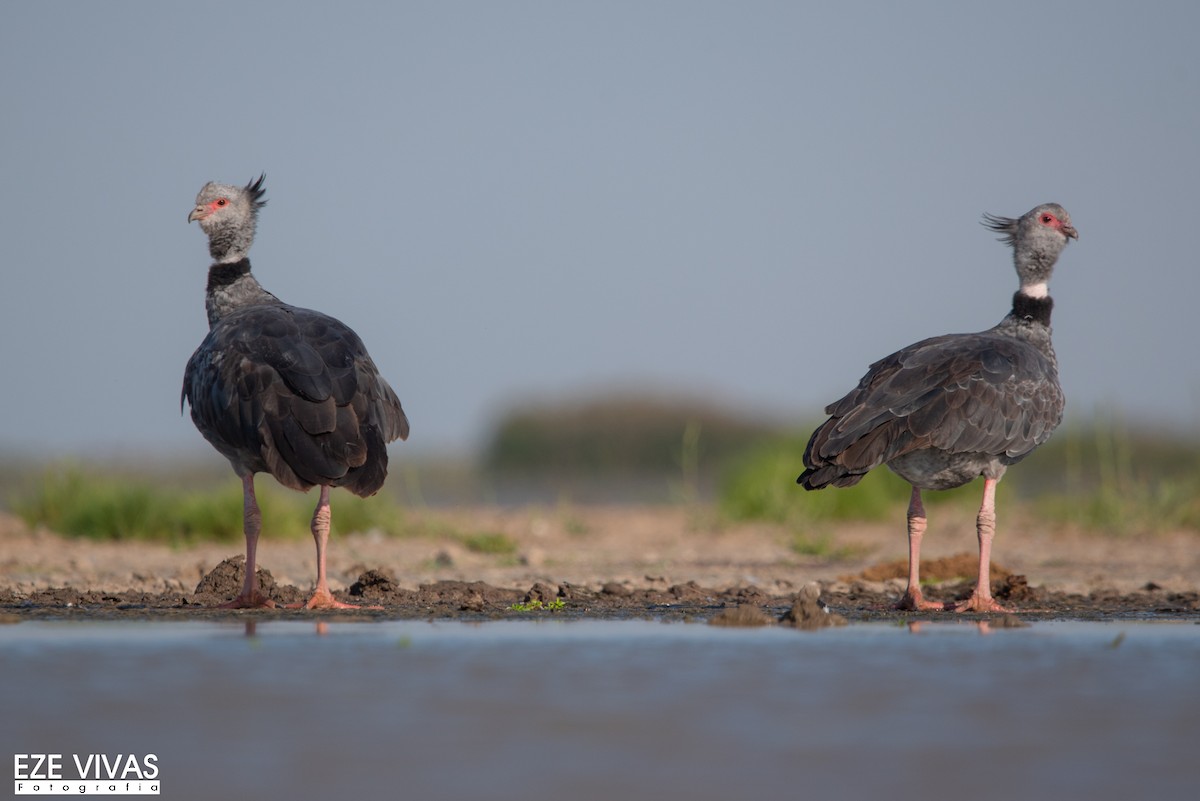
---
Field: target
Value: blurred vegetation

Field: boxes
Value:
[718,434,980,559]
[461,532,517,555]
[479,394,783,504]
[719,417,1200,537]
[483,394,779,477]
[1021,421,1200,535]
[6,463,432,544]
[4,397,1199,542]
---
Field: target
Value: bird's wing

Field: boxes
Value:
[287,307,410,444]
[802,333,1063,485]
[182,304,409,492]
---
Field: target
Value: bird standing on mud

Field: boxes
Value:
[183,175,409,609]
[798,203,1078,612]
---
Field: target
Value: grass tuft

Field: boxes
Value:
[9,464,417,543]
[461,532,518,555]
[508,598,565,612]
[718,435,975,528]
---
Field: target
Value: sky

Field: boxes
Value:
[2,1,1198,461]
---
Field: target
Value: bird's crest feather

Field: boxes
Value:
[980,212,1018,246]
[244,174,267,210]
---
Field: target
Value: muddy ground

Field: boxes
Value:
[1,506,1197,623]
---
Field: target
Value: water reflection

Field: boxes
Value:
[242,619,331,638]
[1,621,1195,801]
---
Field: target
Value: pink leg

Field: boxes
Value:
[291,486,364,610]
[953,477,1012,613]
[218,475,276,609]
[897,487,947,611]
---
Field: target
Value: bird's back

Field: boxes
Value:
[184,302,409,496]
[798,328,1063,491]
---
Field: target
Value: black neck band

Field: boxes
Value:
[1011,291,1053,326]
[206,259,252,293]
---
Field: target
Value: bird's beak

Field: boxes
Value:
[188,206,206,223]
[1062,223,1079,240]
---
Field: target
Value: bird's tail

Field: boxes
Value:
[340,425,390,497]
[798,420,870,490]
[797,465,866,490]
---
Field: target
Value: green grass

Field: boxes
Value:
[461,531,518,555]
[1020,420,1200,535]
[718,435,976,528]
[1036,472,1200,535]
[7,463,521,548]
[8,464,416,544]
[10,416,1200,544]
[788,530,864,559]
[719,422,1200,536]
[508,598,565,612]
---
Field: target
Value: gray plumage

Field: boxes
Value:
[797,202,1077,612]
[183,175,408,500]
[799,203,1077,493]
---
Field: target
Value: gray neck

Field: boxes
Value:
[1014,238,1065,289]
[206,220,257,264]
[204,259,280,326]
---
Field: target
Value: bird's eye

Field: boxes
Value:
[1040,214,1053,224]
[216,199,228,207]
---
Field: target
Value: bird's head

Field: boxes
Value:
[982,203,1078,291]
[189,174,267,263]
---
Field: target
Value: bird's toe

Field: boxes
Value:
[951,593,1013,614]
[288,589,377,611]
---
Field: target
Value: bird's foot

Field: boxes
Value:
[287,589,380,611]
[218,592,277,609]
[896,590,950,612]
[951,592,1012,614]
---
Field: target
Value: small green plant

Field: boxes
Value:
[561,512,590,536]
[462,531,518,555]
[673,419,703,506]
[788,530,868,560]
[508,598,566,612]
[789,531,835,557]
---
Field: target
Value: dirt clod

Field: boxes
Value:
[349,569,398,600]
[996,574,1038,603]
[669,581,713,601]
[850,553,1012,584]
[193,556,277,602]
[524,582,560,604]
[781,584,848,630]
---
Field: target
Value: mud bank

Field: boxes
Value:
[2,506,1197,623]
[3,554,1197,623]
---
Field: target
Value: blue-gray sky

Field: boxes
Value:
[2,1,1198,459]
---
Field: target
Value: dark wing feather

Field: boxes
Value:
[798,332,1063,490]
[183,303,409,496]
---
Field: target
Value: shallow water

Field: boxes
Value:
[2,620,1197,800]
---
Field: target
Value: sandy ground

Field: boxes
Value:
[1,505,1197,620]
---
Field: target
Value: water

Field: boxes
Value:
[2,619,1198,800]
